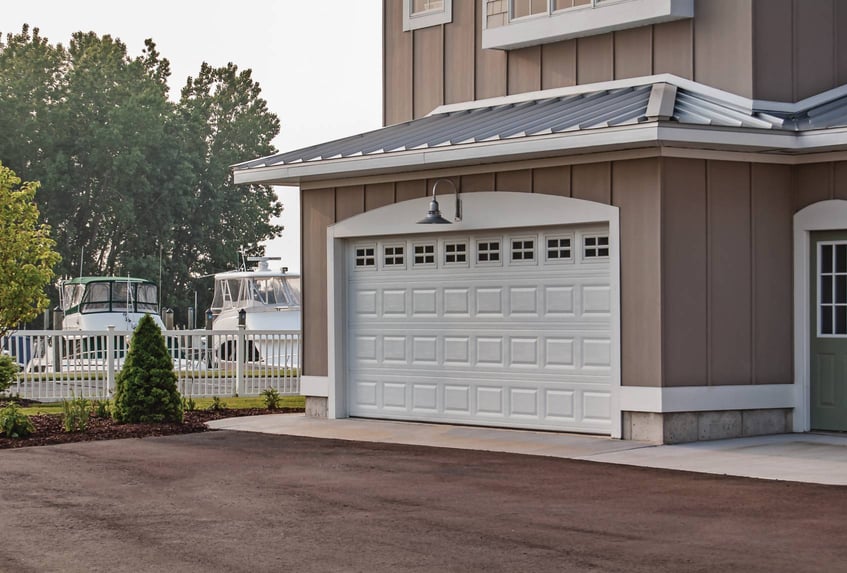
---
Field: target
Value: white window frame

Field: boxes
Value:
[353,243,377,271]
[404,0,453,31]
[816,241,847,338]
[482,0,694,50]
[382,242,408,270]
[412,241,438,269]
[442,238,470,268]
[581,233,610,262]
[544,233,575,264]
[509,235,538,266]
[475,237,504,267]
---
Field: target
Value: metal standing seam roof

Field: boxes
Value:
[232,76,847,175]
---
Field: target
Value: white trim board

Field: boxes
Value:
[620,385,796,413]
[300,375,329,397]
[793,200,847,433]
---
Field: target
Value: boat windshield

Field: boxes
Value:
[212,275,301,311]
[64,280,159,315]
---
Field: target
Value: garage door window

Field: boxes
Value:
[355,245,376,269]
[413,243,436,267]
[444,241,468,266]
[384,245,406,269]
[546,235,573,263]
[511,238,536,264]
[477,239,502,264]
[583,235,609,259]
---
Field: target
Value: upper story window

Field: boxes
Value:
[483,0,694,50]
[404,0,452,31]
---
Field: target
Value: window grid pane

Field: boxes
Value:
[511,239,535,262]
[384,245,405,267]
[355,247,375,268]
[445,242,467,264]
[547,237,572,261]
[584,235,609,259]
[412,0,444,15]
[819,243,847,336]
[477,241,501,263]
[414,244,436,265]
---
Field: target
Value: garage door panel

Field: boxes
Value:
[348,225,613,434]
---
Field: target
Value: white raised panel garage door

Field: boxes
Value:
[347,225,612,434]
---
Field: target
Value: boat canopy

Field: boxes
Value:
[60,277,159,315]
[211,274,301,313]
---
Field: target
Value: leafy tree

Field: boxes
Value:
[0,27,282,321]
[113,314,183,423]
[0,162,61,338]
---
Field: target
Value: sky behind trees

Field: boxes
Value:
[2,0,384,272]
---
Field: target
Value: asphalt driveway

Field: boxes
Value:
[1,431,845,573]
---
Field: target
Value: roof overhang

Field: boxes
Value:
[232,74,847,187]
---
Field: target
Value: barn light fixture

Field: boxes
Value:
[417,178,462,224]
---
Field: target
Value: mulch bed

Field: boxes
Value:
[0,406,303,450]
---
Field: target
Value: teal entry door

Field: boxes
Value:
[811,231,847,431]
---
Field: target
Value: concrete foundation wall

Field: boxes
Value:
[305,396,328,418]
[622,408,793,444]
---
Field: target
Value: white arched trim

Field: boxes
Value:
[323,192,623,437]
[793,199,847,432]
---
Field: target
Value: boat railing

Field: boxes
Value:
[1,328,301,401]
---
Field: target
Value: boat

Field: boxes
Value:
[59,276,166,331]
[210,257,301,367]
[24,276,166,373]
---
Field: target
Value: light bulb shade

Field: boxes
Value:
[417,198,452,224]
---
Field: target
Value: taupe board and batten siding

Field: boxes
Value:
[299,157,847,388]
[384,0,847,125]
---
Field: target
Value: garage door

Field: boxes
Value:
[347,225,613,434]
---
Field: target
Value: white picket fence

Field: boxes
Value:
[1,328,301,401]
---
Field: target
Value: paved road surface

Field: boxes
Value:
[1,431,845,573]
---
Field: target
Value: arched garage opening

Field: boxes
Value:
[326,192,622,436]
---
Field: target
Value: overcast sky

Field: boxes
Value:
[2,0,384,273]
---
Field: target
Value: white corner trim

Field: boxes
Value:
[620,384,796,413]
[300,375,330,398]
[793,199,847,432]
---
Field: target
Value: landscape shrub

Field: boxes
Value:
[92,399,111,419]
[113,315,183,423]
[61,394,89,432]
[207,396,227,412]
[181,396,196,412]
[0,354,18,395]
[261,387,281,410]
[0,402,34,438]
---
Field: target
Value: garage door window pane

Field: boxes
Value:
[584,235,609,259]
[546,236,573,262]
[477,240,501,263]
[511,239,535,263]
[384,245,405,268]
[445,242,468,265]
[414,243,436,267]
[355,246,376,269]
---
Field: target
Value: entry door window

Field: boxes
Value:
[818,242,847,336]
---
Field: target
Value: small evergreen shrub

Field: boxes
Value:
[0,402,34,438]
[0,354,19,395]
[113,315,183,424]
[261,387,281,410]
[61,394,89,433]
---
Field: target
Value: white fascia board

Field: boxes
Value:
[620,384,796,413]
[754,83,847,113]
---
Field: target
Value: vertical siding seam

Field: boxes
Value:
[649,25,655,76]
[791,0,797,102]
[705,161,712,386]
[749,164,757,385]
[472,0,478,101]
[834,0,838,90]
[411,29,416,120]
[658,157,665,387]
[440,24,446,108]
[382,1,387,127]
[830,162,836,200]
[611,32,617,80]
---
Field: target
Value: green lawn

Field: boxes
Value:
[18,394,305,416]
